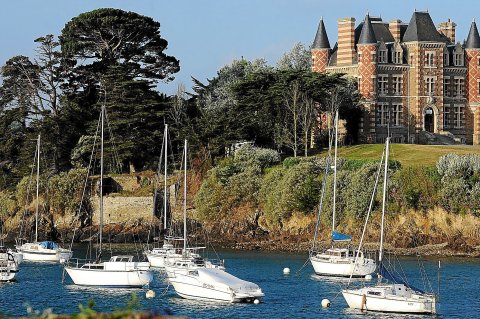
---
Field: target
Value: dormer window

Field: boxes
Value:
[444,52,449,66]
[453,44,464,66]
[393,51,402,64]
[378,50,387,63]
[454,52,464,66]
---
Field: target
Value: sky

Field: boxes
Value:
[0,0,477,95]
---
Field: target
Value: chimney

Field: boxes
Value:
[337,17,356,66]
[389,20,402,42]
[438,19,456,43]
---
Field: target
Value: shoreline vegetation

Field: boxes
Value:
[2,144,480,258]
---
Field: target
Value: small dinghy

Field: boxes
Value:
[0,247,19,282]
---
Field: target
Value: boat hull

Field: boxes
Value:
[65,262,153,287]
[342,288,436,314]
[310,256,376,277]
[17,244,72,263]
[166,267,263,303]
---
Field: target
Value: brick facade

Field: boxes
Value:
[312,11,480,145]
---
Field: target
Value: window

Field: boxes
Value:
[377,75,388,95]
[453,105,464,128]
[454,78,464,97]
[393,51,402,64]
[478,80,480,96]
[426,77,435,95]
[378,50,387,63]
[376,103,389,126]
[425,52,435,66]
[444,78,451,97]
[443,106,450,129]
[444,53,449,66]
[392,76,402,95]
[454,53,464,66]
[392,104,403,126]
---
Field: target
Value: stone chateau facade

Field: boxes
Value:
[311,11,480,145]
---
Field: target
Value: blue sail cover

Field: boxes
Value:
[378,262,425,293]
[39,241,59,250]
[331,231,352,242]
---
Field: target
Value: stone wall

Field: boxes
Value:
[91,195,154,225]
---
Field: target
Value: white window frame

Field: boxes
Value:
[425,51,435,67]
[392,103,403,126]
[378,50,387,63]
[392,75,402,96]
[453,104,464,128]
[393,51,402,64]
[425,77,435,95]
[376,103,389,126]
[454,52,464,66]
[444,78,451,97]
[454,77,464,97]
[443,106,450,129]
[377,75,388,96]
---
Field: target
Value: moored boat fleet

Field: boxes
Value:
[0,106,440,315]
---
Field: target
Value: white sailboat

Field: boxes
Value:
[165,140,264,303]
[310,110,376,277]
[64,106,153,288]
[16,134,72,263]
[342,138,437,314]
[145,124,183,268]
[0,247,19,281]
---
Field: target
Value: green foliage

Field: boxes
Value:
[194,145,280,220]
[260,159,323,224]
[390,166,440,211]
[47,168,87,216]
[0,191,17,219]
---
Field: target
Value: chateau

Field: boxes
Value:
[311,11,480,145]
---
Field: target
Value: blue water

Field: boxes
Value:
[1,245,478,318]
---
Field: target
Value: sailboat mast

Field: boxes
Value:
[183,140,187,252]
[332,110,339,233]
[99,106,104,257]
[164,124,168,230]
[379,137,390,263]
[35,134,40,243]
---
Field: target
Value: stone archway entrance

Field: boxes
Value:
[424,107,434,133]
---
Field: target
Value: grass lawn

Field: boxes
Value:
[319,143,480,167]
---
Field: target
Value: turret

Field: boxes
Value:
[465,19,480,145]
[357,14,377,100]
[311,17,331,73]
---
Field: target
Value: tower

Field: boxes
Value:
[311,18,330,73]
[465,19,480,145]
[356,14,377,141]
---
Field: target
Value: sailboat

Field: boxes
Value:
[16,134,72,263]
[310,110,376,277]
[165,140,264,303]
[145,124,184,268]
[342,138,437,314]
[64,106,153,287]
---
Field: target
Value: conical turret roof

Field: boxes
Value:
[466,20,480,49]
[312,18,330,49]
[358,14,377,44]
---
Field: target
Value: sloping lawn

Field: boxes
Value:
[320,144,480,167]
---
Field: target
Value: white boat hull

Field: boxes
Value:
[17,243,72,263]
[167,267,263,303]
[342,286,436,314]
[65,261,152,287]
[310,256,376,277]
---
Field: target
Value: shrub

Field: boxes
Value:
[0,191,17,218]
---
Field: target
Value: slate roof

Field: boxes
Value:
[312,18,331,49]
[358,14,377,44]
[465,20,480,49]
[403,11,447,42]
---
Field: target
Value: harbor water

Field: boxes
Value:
[1,245,478,318]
